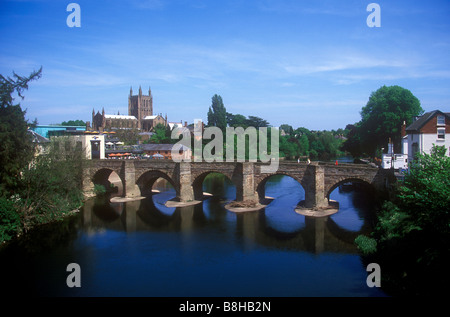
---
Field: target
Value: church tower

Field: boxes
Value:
[128,85,153,129]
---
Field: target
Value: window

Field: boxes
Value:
[437,115,445,125]
[412,142,419,156]
[437,128,445,139]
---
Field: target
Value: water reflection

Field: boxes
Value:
[81,174,376,256]
[0,173,386,297]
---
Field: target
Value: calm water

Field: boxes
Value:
[0,174,387,297]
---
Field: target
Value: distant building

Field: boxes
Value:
[28,129,50,156]
[32,125,86,138]
[405,110,450,162]
[89,86,169,132]
[141,143,191,160]
[70,133,106,159]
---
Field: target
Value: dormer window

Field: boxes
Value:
[437,115,445,125]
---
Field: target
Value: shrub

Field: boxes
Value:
[0,197,21,242]
[94,184,107,196]
[355,235,377,255]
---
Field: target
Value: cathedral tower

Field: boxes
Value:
[128,85,153,129]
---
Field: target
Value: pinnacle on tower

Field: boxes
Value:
[130,86,133,96]
[139,86,142,96]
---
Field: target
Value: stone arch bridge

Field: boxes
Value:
[83,160,395,211]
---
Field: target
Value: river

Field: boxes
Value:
[0,173,387,297]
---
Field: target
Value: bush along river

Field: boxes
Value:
[0,173,387,297]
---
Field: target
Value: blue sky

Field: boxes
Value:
[1,0,449,130]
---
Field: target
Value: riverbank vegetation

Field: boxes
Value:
[355,145,450,295]
[0,69,86,245]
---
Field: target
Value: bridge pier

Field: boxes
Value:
[122,161,141,198]
[304,163,328,209]
[235,162,258,202]
[177,162,194,202]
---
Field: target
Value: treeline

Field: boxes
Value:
[206,94,349,161]
[131,94,349,161]
[278,126,348,161]
[0,69,85,244]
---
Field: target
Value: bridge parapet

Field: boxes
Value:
[83,160,395,213]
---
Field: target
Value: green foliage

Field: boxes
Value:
[93,184,107,196]
[397,145,450,234]
[355,145,450,295]
[227,113,248,128]
[226,112,270,129]
[279,128,345,160]
[246,115,269,128]
[207,94,227,131]
[61,119,85,126]
[15,137,86,232]
[115,128,141,145]
[0,68,81,243]
[356,145,449,254]
[354,235,377,255]
[0,197,20,242]
[148,123,173,144]
[280,124,293,135]
[343,85,423,157]
[0,68,42,194]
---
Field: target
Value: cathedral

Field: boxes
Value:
[89,86,167,132]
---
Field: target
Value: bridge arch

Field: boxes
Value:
[91,168,124,196]
[136,170,179,197]
[326,177,375,200]
[255,173,306,202]
[192,171,237,201]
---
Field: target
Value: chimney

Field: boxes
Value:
[401,121,406,138]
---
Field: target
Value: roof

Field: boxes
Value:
[143,115,164,120]
[105,114,137,120]
[141,143,190,151]
[28,129,50,143]
[405,110,450,133]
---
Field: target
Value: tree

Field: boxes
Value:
[148,123,172,144]
[0,68,42,195]
[16,136,86,232]
[115,128,141,145]
[280,124,293,135]
[343,85,423,157]
[355,145,450,295]
[246,115,269,128]
[207,94,227,131]
[61,119,85,126]
[226,113,248,128]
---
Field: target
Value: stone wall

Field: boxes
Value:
[84,160,395,206]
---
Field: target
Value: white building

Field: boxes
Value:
[381,139,408,170]
[71,133,105,159]
[405,110,450,162]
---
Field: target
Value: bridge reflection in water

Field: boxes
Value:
[81,175,376,256]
